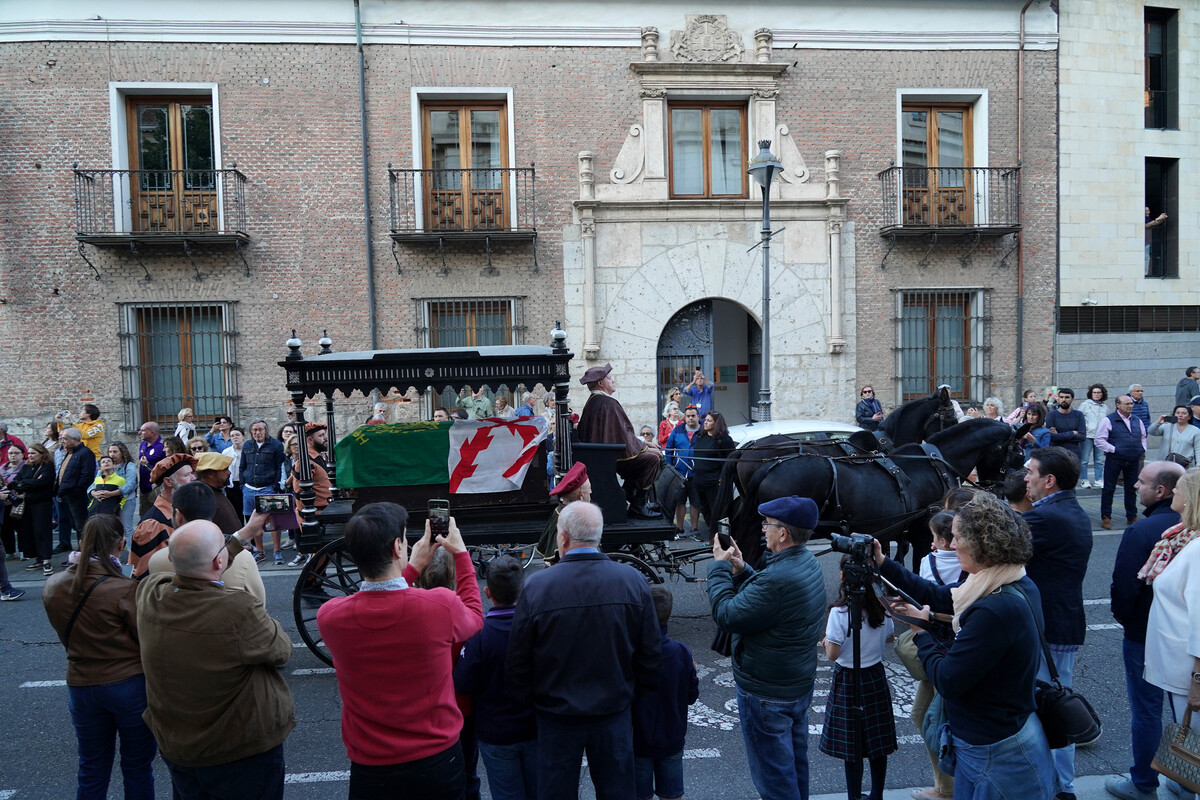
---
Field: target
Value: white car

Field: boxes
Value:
[727,419,865,449]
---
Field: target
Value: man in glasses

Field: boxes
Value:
[856,386,884,431]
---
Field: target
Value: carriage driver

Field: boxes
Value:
[576,362,662,519]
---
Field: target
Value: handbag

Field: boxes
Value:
[894,627,928,682]
[8,490,25,518]
[1002,584,1102,748]
[1164,426,1193,467]
[1152,707,1200,793]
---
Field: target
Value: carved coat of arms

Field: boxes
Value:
[670,15,744,63]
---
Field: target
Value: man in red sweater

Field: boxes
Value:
[317,503,483,799]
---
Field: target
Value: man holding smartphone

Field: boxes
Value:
[241,420,285,561]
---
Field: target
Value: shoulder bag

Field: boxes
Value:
[1164,425,1193,467]
[1002,584,1102,748]
[1153,707,1200,792]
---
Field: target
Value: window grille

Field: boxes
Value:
[414,297,525,348]
[117,303,239,433]
[895,290,990,402]
[1059,306,1200,334]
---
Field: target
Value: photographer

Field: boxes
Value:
[888,492,1055,799]
[707,496,825,800]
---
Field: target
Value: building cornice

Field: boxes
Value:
[0,20,1056,50]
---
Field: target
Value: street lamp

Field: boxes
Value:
[747,140,782,422]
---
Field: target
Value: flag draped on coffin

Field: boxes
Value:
[334,417,549,493]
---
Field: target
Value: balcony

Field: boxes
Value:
[388,166,536,243]
[877,166,1021,237]
[73,167,249,246]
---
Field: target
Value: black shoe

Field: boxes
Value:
[52,544,71,554]
[627,500,659,520]
[300,587,332,608]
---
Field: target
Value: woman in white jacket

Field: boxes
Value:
[1078,383,1110,489]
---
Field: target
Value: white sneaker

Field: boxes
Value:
[1080,480,1091,489]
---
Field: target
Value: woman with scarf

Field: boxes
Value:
[1140,467,1200,769]
[874,491,1055,799]
[42,514,156,799]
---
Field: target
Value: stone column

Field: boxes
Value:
[754,28,773,63]
[581,218,600,359]
[825,150,846,354]
[641,27,660,62]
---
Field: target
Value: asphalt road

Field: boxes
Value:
[0,489,1170,799]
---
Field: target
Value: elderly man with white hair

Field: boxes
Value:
[507,501,661,799]
[1128,383,1152,432]
[137,520,295,799]
[54,427,96,559]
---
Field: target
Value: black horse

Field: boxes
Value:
[879,385,958,445]
[724,418,1021,570]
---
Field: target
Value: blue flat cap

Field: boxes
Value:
[758,496,818,529]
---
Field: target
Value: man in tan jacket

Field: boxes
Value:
[137,520,295,799]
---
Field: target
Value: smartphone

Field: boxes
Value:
[716,520,733,550]
[428,499,449,538]
[879,575,922,609]
[255,493,300,531]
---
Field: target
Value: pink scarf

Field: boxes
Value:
[1137,521,1200,583]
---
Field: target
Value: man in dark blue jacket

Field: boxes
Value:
[708,496,825,800]
[1047,388,1086,462]
[506,501,660,800]
[55,428,97,551]
[1095,396,1148,528]
[239,420,285,517]
[1023,446,1094,800]
[1106,460,1184,800]
[454,555,536,800]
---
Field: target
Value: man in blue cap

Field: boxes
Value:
[707,495,826,800]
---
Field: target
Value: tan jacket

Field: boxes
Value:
[42,560,142,686]
[136,572,295,767]
[146,546,265,607]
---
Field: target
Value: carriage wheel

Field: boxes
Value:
[606,551,664,584]
[293,536,361,667]
[467,543,537,579]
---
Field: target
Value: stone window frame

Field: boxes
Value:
[107,82,223,234]
[409,88,517,232]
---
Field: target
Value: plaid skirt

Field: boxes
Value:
[818,662,898,760]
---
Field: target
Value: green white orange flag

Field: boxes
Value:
[333,417,549,493]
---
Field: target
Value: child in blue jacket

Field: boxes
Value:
[632,584,700,800]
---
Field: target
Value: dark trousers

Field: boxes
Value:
[59,491,88,549]
[1101,456,1140,522]
[19,500,53,562]
[349,741,465,800]
[165,743,285,800]
[536,709,635,800]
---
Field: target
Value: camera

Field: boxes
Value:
[830,532,874,563]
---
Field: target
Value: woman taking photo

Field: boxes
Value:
[13,444,54,576]
[893,491,1055,798]
[105,443,138,538]
[42,514,156,799]
[1150,406,1200,468]
[689,411,735,537]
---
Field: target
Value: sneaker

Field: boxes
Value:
[25,561,42,570]
[1080,480,1091,489]
[274,553,284,565]
[254,551,266,564]
[288,553,306,567]
[1,588,25,601]
[43,562,53,576]
[52,543,71,554]
[280,539,296,551]
[1104,776,1157,800]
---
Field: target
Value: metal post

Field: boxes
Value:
[551,322,573,479]
[758,183,772,423]
[285,331,319,545]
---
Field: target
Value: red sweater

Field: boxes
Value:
[317,550,483,765]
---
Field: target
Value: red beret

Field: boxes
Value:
[550,462,589,497]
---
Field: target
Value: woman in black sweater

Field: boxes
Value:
[13,443,55,572]
[689,411,735,538]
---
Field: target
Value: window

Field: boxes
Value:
[900,105,973,226]
[897,290,987,402]
[125,96,217,233]
[421,101,509,230]
[418,298,524,348]
[1060,306,1200,334]
[668,103,747,198]
[119,303,238,431]
[1146,157,1178,278]
[1145,8,1178,129]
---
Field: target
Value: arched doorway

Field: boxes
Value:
[656,299,761,425]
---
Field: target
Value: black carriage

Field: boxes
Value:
[281,326,681,665]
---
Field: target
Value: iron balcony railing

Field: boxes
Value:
[878,166,1020,234]
[389,166,536,236]
[73,168,248,239]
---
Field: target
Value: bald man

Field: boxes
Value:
[137,520,295,799]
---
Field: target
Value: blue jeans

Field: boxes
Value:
[478,739,537,800]
[1036,648,1077,794]
[1123,637,1164,791]
[166,743,284,800]
[952,713,1055,799]
[242,484,276,517]
[66,674,156,800]
[1079,439,1104,483]
[635,750,684,800]
[736,684,814,800]
[1101,456,1140,522]
[536,710,635,800]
